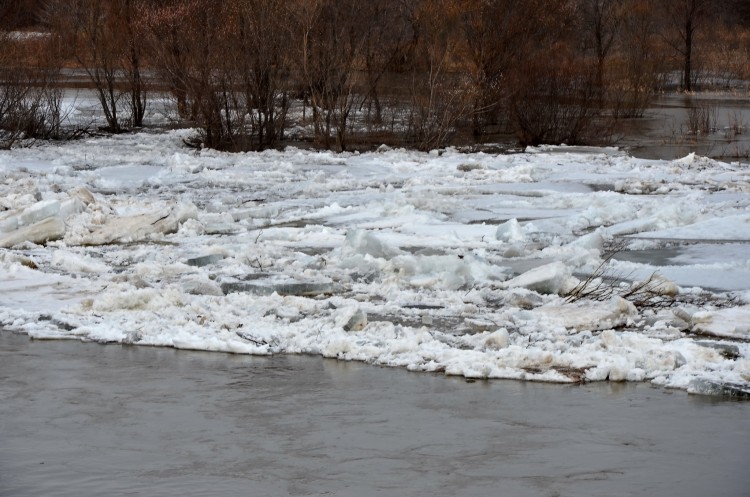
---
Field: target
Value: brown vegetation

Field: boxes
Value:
[2,0,750,151]
[0,20,65,148]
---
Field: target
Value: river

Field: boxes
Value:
[1,332,747,497]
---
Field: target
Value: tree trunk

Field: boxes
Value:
[683,19,693,92]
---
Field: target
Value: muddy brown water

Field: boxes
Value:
[0,332,747,497]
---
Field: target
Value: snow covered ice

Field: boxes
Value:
[1,130,750,394]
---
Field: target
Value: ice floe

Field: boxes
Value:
[1,130,749,396]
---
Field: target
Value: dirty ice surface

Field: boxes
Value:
[1,132,750,396]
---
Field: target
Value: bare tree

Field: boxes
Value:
[29,0,749,154]
[579,0,624,92]
[49,0,123,131]
[0,29,65,148]
[357,0,414,127]
[0,32,37,148]
[46,0,152,131]
[232,0,292,150]
[403,0,475,150]
[293,0,367,151]
[612,0,663,117]
[0,0,44,29]
[661,0,710,92]
[145,0,235,147]
[121,0,147,127]
[505,0,611,146]
[144,0,293,151]
[141,0,198,121]
[508,47,605,146]
[461,0,560,139]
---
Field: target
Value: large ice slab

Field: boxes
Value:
[71,203,198,245]
[0,217,65,247]
[218,275,338,297]
[504,261,576,295]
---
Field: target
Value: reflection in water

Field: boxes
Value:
[1,333,748,497]
[618,93,750,162]
[60,88,750,163]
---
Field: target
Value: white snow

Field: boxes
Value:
[1,133,749,393]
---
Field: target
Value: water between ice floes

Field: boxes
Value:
[1,333,747,497]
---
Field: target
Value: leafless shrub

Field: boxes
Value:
[460,0,552,141]
[719,142,750,160]
[607,0,664,119]
[292,0,369,151]
[685,102,717,135]
[399,4,450,149]
[566,252,678,309]
[21,0,749,153]
[508,53,614,147]
[144,0,291,152]
[705,40,750,90]
[0,36,37,147]
[0,29,69,148]
[46,0,141,132]
[406,73,475,151]
[724,111,746,139]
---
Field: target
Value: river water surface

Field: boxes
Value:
[618,92,750,162]
[0,332,747,497]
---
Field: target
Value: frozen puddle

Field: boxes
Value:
[1,132,749,394]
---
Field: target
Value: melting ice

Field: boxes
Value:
[1,131,749,395]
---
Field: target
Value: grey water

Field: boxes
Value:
[618,92,750,163]
[61,87,750,163]
[0,333,747,497]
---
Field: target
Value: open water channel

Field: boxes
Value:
[1,332,747,497]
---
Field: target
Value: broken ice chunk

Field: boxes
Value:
[344,229,403,259]
[526,297,637,332]
[198,212,239,235]
[51,250,109,273]
[69,187,96,205]
[504,261,577,295]
[688,379,750,399]
[181,277,224,296]
[689,306,750,339]
[73,202,198,245]
[186,254,226,267]
[59,198,85,220]
[0,212,18,232]
[19,199,60,226]
[0,217,65,247]
[484,328,510,350]
[339,307,368,332]
[219,275,337,297]
[495,218,526,243]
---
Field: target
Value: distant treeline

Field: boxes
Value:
[2,0,750,151]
